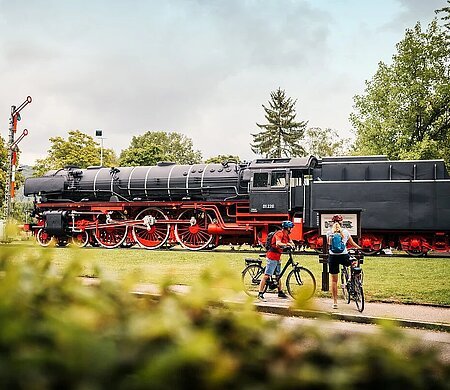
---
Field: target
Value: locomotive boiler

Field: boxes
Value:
[24,155,450,255]
[25,161,246,202]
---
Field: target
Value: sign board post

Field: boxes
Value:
[315,209,362,291]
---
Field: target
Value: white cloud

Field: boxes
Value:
[0,0,443,165]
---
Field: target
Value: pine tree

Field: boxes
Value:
[436,0,450,29]
[251,88,308,158]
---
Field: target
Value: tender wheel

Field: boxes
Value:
[406,249,425,257]
[361,248,379,256]
[93,214,128,249]
[341,270,350,304]
[242,264,266,296]
[286,266,316,302]
[132,208,170,249]
[70,231,89,247]
[174,209,214,250]
[359,235,382,255]
[36,229,54,247]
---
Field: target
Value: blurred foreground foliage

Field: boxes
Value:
[0,246,448,389]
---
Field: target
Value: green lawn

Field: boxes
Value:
[4,241,450,305]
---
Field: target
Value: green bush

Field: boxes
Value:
[0,247,448,389]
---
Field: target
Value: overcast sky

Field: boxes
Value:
[0,0,445,165]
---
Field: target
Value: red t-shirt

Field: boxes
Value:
[266,230,290,261]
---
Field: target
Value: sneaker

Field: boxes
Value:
[278,291,288,299]
[257,293,267,302]
[332,303,338,309]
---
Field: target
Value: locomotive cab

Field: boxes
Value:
[249,169,289,213]
[248,157,317,215]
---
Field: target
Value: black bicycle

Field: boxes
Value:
[242,249,316,301]
[341,250,365,312]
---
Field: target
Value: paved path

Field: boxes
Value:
[81,278,450,362]
[254,292,450,322]
[81,278,450,332]
[253,294,450,331]
[129,282,450,332]
[278,313,450,363]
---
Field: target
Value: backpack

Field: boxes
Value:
[265,230,279,251]
[330,232,345,253]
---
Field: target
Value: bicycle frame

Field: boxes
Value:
[245,251,296,280]
[342,259,362,286]
[242,250,316,300]
[341,253,364,312]
[276,253,295,279]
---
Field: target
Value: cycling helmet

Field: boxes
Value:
[331,215,343,223]
[281,220,294,229]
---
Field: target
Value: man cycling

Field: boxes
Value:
[257,220,295,301]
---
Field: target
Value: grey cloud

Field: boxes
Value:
[383,0,444,30]
[0,0,436,166]
[0,0,333,164]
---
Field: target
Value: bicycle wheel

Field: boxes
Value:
[353,276,365,312]
[242,264,266,296]
[341,268,351,304]
[286,266,316,302]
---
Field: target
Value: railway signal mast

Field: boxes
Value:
[2,96,32,240]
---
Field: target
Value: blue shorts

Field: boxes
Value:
[264,259,281,276]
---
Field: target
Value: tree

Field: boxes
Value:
[304,127,350,158]
[436,0,450,29]
[350,20,450,166]
[204,155,241,164]
[34,130,117,176]
[251,88,308,158]
[119,131,202,166]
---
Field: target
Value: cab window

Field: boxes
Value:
[271,171,286,187]
[253,172,269,188]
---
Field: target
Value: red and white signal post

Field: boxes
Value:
[2,96,32,240]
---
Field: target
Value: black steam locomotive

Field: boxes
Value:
[24,155,450,255]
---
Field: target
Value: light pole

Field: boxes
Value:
[95,129,105,166]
